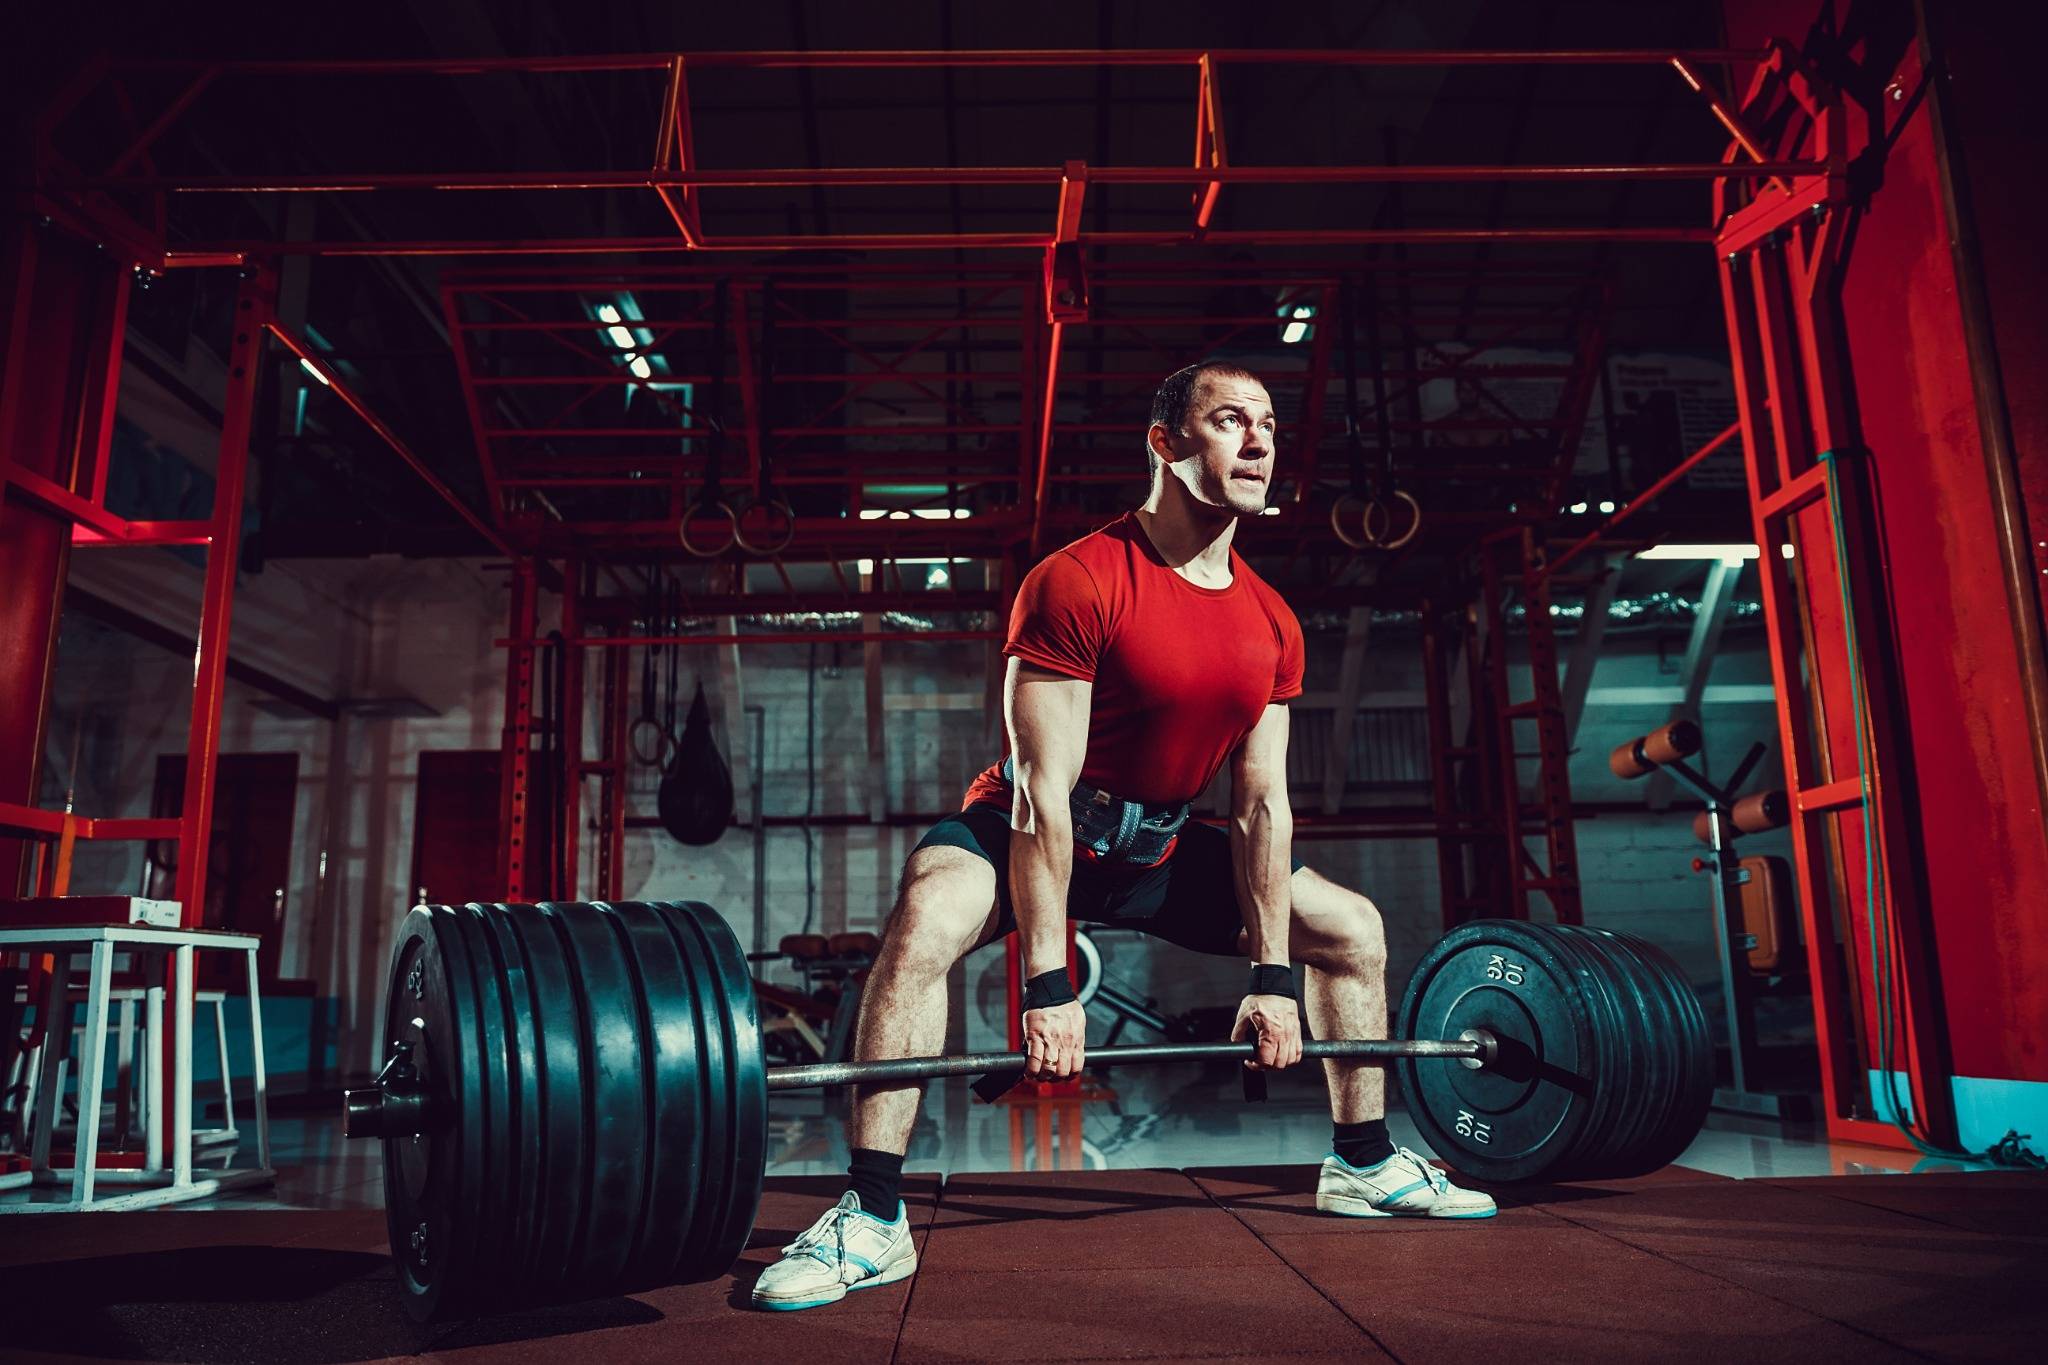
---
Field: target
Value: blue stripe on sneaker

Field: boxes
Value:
[1375,1179,1433,1204]
[1327,1150,1395,1174]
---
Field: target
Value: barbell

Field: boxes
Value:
[345,900,1710,1320]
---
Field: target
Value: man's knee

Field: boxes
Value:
[877,847,997,980]
[1303,885,1388,976]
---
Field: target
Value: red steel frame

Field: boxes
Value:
[441,259,1621,562]
[37,50,1784,267]
[0,253,275,1167]
[11,47,1875,1107]
[1710,44,1954,1150]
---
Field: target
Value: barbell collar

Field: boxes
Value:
[764,1034,1494,1091]
[343,1083,436,1139]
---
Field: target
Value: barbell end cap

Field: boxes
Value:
[1457,1027,1499,1072]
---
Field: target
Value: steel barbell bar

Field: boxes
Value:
[346,1036,1500,1139]
[766,1035,1497,1089]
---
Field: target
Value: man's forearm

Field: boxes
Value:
[1231,801,1294,965]
[1010,782,1075,976]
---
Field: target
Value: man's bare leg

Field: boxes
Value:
[752,848,1003,1310]
[847,846,1000,1155]
[1287,866,1390,1126]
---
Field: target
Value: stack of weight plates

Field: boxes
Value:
[377,901,764,1321]
[1394,919,1711,1185]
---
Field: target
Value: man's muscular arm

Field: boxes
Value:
[1005,658,1091,1080]
[1229,701,1302,1069]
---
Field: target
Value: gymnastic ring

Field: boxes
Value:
[627,717,675,769]
[678,498,738,558]
[1330,493,1371,550]
[733,496,797,557]
[1363,489,1422,552]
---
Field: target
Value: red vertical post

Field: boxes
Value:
[1418,603,1470,930]
[171,265,273,921]
[499,559,539,901]
[68,262,132,509]
[1517,529,1582,925]
[0,224,83,894]
[1477,544,1527,921]
[155,263,270,1173]
[558,560,583,899]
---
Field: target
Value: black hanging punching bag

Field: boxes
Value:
[658,679,734,845]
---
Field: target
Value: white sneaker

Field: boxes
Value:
[1315,1146,1498,1219]
[750,1192,918,1311]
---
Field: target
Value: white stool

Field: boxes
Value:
[1,925,274,1211]
[12,988,240,1153]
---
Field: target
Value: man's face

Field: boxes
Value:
[1154,375,1276,518]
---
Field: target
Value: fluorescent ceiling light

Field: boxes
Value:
[858,508,970,520]
[627,355,653,380]
[1261,506,1280,516]
[1598,500,1617,514]
[1637,544,1760,561]
[299,357,330,386]
[1568,501,1588,515]
[606,325,637,350]
[596,303,622,324]
[1281,321,1310,344]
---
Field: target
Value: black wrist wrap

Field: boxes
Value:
[1248,963,1297,999]
[1022,968,1077,1011]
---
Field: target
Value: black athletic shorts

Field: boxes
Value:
[912,802,1306,958]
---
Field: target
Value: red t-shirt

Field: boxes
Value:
[962,512,1306,809]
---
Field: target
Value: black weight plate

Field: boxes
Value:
[1556,929,1671,1186]
[694,901,766,1274]
[379,909,466,1322]
[506,902,588,1306]
[467,905,548,1301]
[428,905,492,1316]
[662,900,739,1281]
[667,901,765,1281]
[1529,924,1628,1181]
[1609,928,1699,1175]
[1591,927,1680,1176]
[1601,927,1714,1177]
[1594,929,1696,1174]
[546,901,652,1295]
[1396,919,1598,1183]
[441,906,520,1305]
[396,906,488,1320]
[1559,925,1670,1179]
[600,901,703,1290]
[1613,931,1712,1170]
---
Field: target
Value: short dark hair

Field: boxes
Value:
[1146,361,1265,479]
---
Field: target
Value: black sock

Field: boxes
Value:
[846,1147,904,1219]
[1333,1119,1395,1170]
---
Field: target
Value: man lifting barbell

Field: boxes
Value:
[341,371,1710,1325]
[752,362,1495,1313]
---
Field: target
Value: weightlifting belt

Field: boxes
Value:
[999,755,1191,867]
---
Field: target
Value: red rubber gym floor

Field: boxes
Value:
[6,1165,2044,1362]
